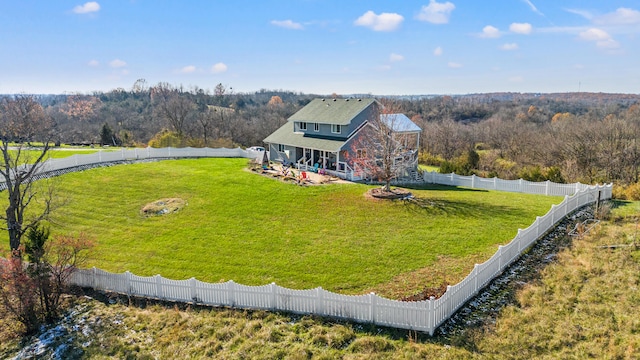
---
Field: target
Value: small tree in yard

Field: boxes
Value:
[0,95,56,255]
[349,100,419,192]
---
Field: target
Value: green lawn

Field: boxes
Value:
[0,158,562,298]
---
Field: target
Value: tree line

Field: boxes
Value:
[4,85,640,189]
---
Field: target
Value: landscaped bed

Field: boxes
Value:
[0,158,562,299]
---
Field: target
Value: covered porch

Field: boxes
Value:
[294,147,363,181]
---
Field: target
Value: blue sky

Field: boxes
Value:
[1,0,640,95]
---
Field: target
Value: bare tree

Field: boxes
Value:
[151,83,195,136]
[0,95,56,254]
[349,100,420,191]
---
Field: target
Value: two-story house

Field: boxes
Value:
[263,98,421,181]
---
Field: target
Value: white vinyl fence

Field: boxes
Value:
[37,146,256,173]
[420,171,591,197]
[63,150,611,335]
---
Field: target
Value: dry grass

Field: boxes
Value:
[473,204,640,359]
[140,198,186,217]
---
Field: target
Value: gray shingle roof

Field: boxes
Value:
[263,121,347,152]
[288,98,377,125]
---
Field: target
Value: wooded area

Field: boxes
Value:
[6,83,640,193]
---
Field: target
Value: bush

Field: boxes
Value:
[418,152,444,167]
[438,150,479,176]
[0,227,93,335]
[518,166,566,183]
[614,182,640,200]
[148,130,185,148]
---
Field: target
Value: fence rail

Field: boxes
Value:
[0,147,610,333]
[60,149,610,334]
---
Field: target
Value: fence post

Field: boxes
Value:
[493,177,497,190]
[228,280,235,307]
[517,229,523,252]
[189,277,197,303]
[155,275,163,299]
[370,293,377,324]
[473,264,479,293]
[498,245,503,270]
[315,287,324,315]
[471,174,476,189]
[545,180,550,196]
[519,179,523,192]
[428,296,435,336]
[125,271,132,296]
[92,266,97,289]
[271,283,277,310]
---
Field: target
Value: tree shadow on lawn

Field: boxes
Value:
[399,195,531,220]
[398,183,489,193]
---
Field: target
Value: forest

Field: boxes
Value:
[6,80,640,197]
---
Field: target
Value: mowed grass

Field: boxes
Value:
[0,158,561,298]
[4,147,105,164]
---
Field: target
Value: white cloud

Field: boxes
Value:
[579,28,620,49]
[109,59,127,68]
[565,8,594,20]
[501,43,519,50]
[433,46,443,56]
[211,62,228,74]
[594,8,640,26]
[354,11,404,31]
[179,65,197,74]
[87,59,99,67]
[509,76,524,83]
[270,20,304,30]
[448,62,462,68]
[479,25,501,38]
[522,0,544,16]
[510,22,532,34]
[417,0,455,24]
[389,53,404,62]
[73,1,100,14]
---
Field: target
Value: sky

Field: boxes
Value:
[1,0,640,95]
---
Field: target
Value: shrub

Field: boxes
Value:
[618,182,640,200]
[0,227,93,335]
[418,152,444,167]
[148,130,185,148]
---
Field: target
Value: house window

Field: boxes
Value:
[356,149,367,158]
[314,123,319,132]
[299,122,307,131]
[331,124,341,134]
[278,144,286,152]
